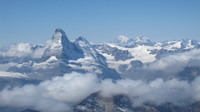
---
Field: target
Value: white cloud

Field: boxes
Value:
[0,62,18,71]
[0,71,28,78]
[1,72,200,112]
[2,43,33,57]
[99,78,193,106]
[143,49,200,74]
[0,72,99,112]
[0,42,47,58]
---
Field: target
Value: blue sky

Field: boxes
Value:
[0,0,200,46]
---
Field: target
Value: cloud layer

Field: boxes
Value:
[125,49,200,80]
[0,43,46,58]
[1,72,200,112]
[0,71,28,78]
[144,49,200,73]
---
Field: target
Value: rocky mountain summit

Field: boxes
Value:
[0,29,200,112]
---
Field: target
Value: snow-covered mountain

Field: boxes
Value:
[43,28,84,60]
[0,29,121,83]
[0,28,200,112]
[113,35,135,47]
[95,35,200,81]
[112,35,154,47]
[0,29,200,82]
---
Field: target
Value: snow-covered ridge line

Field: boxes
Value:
[0,28,199,81]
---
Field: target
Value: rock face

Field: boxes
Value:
[0,28,121,85]
[95,44,134,61]
[74,93,200,112]
[74,36,107,65]
[180,39,200,49]
[20,109,40,112]
[74,92,122,112]
[73,36,121,80]
[43,28,84,60]
[177,66,200,81]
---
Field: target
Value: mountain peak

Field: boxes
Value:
[181,39,200,49]
[116,35,130,43]
[114,35,130,45]
[135,35,154,46]
[53,28,69,42]
[113,35,135,47]
[74,36,91,47]
[49,28,70,52]
[135,35,149,42]
[55,28,65,33]
[42,29,84,60]
[76,36,89,43]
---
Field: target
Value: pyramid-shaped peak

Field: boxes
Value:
[52,28,69,43]
[43,28,84,60]
[55,28,65,33]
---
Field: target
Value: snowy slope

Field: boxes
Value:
[42,28,84,60]
[95,36,200,76]
[95,43,158,74]
[0,29,200,86]
[0,29,121,82]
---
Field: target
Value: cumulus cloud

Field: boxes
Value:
[0,42,47,58]
[1,72,200,112]
[142,49,200,76]
[100,78,195,106]
[0,72,99,112]
[1,43,33,57]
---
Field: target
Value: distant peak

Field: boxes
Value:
[136,35,149,41]
[116,35,130,43]
[135,35,154,46]
[112,35,135,47]
[135,35,151,42]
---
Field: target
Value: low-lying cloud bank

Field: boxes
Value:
[0,72,200,112]
[144,49,200,74]
[124,49,200,80]
[0,71,28,78]
[0,42,47,58]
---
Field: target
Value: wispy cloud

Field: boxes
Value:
[0,71,28,78]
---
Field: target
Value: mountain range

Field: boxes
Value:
[0,29,200,112]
